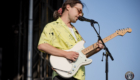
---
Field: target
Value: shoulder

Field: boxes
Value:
[45,20,61,28]
[43,21,55,30]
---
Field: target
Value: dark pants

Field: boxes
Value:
[53,76,77,80]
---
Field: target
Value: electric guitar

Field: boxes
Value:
[50,28,132,78]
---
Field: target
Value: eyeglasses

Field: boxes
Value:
[74,7,83,16]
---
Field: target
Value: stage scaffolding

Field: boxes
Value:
[1,0,63,80]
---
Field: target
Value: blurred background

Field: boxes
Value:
[1,0,63,80]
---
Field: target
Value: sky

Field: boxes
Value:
[72,0,140,80]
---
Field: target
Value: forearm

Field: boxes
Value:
[38,43,66,57]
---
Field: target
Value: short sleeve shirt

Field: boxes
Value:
[38,17,85,80]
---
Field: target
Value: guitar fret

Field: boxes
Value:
[83,45,92,54]
[82,43,98,55]
[83,32,118,57]
[103,33,117,43]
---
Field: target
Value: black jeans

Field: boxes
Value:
[53,76,77,80]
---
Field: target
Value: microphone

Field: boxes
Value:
[78,16,98,23]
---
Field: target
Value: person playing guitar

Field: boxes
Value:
[38,0,104,80]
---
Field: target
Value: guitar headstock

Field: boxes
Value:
[115,28,132,36]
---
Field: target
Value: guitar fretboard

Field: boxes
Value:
[103,32,117,43]
[82,32,118,58]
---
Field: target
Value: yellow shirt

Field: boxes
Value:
[38,17,85,80]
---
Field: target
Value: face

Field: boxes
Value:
[67,3,83,23]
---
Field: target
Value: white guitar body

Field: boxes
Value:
[50,40,92,78]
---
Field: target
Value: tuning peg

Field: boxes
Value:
[125,28,126,30]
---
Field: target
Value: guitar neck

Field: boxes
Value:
[82,32,118,58]
[103,32,118,43]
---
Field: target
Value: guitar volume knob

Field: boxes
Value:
[74,65,76,68]
[72,68,75,71]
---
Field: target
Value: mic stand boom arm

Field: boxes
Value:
[90,21,114,61]
[90,21,114,80]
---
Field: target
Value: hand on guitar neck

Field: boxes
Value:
[95,40,105,52]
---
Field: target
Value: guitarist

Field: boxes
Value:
[38,0,104,80]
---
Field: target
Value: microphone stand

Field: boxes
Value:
[90,21,114,80]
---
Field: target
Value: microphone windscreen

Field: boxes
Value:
[78,16,84,21]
